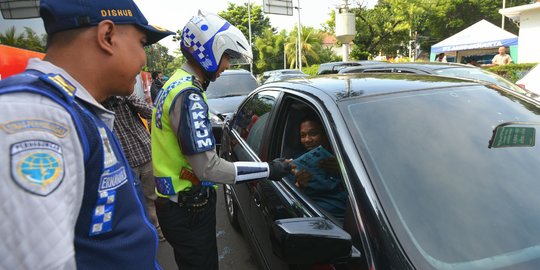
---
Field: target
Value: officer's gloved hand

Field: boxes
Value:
[268,158,292,181]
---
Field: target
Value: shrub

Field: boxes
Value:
[484,63,536,83]
[302,65,319,76]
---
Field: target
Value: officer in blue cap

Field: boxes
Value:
[0,0,174,269]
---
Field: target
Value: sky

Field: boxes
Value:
[133,0,377,53]
[0,0,376,54]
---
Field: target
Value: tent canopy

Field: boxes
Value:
[431,20,518,54]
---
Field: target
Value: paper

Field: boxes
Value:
[291,145,333,179]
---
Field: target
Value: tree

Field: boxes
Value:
[285,26,323,68]
[219,3,273,74]
[144,43,175,75]
[218,3,272,41]
[0,26,45,52]
[254,29,288,71]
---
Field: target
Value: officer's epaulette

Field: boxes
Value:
[39,73,77,102]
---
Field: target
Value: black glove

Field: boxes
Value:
[268,158,292,181]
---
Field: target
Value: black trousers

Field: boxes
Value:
[155,189,218,270]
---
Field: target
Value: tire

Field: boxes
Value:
[223,184,241,232]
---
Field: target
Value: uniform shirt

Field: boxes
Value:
[492,53,512,65]
[0,58,114,269]
[170,64,236,184]
[102,94,152,168]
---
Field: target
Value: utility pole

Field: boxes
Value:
[335,0,355,61]
[501,0,506,29]
[248,0,253,73]
[295,0,302,70]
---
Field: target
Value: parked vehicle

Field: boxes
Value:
[206,69,259,149]
[220,73,540,270]
[317,60,385,75]
[339,62,536,98]
[517,64,540,95]
[259,69,305,84]
[264,73,309,84]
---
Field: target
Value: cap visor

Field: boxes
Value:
[139,24,175,45]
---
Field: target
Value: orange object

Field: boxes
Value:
[0,44,45,80]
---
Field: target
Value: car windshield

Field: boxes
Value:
[435,67,527,94]
[341,86,540,269]
[206,73,259,99]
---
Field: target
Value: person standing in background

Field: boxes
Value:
[151,71,164,104]
[102,93,165,241]
[492,46,513,66]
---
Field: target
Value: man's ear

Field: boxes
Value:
[96,20,116,55]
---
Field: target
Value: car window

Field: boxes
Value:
[233,90,279,153]
[277,99,348,223]
[206,73,259,99]
[342,86,540,269]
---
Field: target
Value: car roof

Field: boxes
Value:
[221,69,252,75]
[261,73,485,102]
[339,62,473,74]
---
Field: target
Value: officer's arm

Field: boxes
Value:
[0,92,84,269]
[169,90,290,183]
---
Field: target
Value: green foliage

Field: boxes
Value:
[144,43,175,75]
[485,63,537,83]
[218,3,272,40]
[165,55,186,77]
[254,29,287,72]
[219,3,273,74]
[325,0,531,58]
[350,49,371,60]
[285,26,324,68]
[302,65,319,76]
[0,26,46,52]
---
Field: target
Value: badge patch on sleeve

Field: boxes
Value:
[10,140,64,196]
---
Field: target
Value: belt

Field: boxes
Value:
[169,185,214,212]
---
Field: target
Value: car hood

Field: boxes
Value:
[207,95,246,115]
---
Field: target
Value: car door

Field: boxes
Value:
[222,89,293,269]
[251,92,363,269]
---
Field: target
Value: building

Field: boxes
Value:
[500,0,540,63]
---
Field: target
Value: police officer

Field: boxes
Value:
[0,0,174,269]
[151,11,291,270]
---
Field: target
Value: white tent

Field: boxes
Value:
[430,20,518,62]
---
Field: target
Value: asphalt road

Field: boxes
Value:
[156,185,261,270]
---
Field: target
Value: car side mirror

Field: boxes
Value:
[270,217,353,264]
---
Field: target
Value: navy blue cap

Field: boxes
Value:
[39,0,175,45]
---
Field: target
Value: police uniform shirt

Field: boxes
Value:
[168,63,236,185]
[0,58,115,269]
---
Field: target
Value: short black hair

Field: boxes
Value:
[299,114,322,127]
[151,71,162,80]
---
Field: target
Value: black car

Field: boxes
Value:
[338,62,534,97]
[220,73,540,270]
[206,69,259,149]
[317,60,386,75]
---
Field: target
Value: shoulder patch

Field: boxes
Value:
[10,140,64,196]
[1,119,69,138]
[39,74,77,99]
[154,75,193,129]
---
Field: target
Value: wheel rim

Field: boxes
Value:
[224,185,234,218]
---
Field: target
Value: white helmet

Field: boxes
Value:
[180,10,253,80]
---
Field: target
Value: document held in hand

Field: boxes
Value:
[291,145,333,179]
